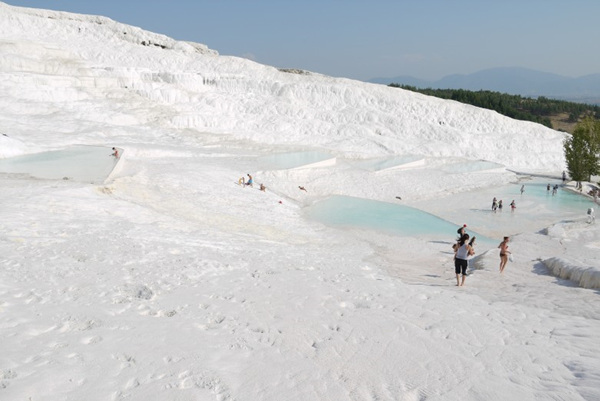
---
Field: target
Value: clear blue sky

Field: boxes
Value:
[5,0,600,81]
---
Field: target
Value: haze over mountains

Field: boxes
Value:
[369,67,600,105]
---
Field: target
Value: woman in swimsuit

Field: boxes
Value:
[498,236,511,273]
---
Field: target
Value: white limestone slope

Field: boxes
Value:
[0,2,566,170]
[2,3,599,401]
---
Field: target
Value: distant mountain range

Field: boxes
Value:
[368,67,600,105]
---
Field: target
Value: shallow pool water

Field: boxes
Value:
[503,180,593,211]
[258,151,334,170]
[305,195,495,243]
[409,177,597,240]
[0,146,119,183]
[304,177,597,245]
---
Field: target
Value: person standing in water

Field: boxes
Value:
[454,233,474,286]
[520,185,525,195]
[510,200,516,211]
[498,236,511,273]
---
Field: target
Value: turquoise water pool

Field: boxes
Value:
[304,178,597,243]
[407,178,597,239]
[502,180,593,211]
[0,146,119,183]
[305,195,495,243]
[258,151,334,170]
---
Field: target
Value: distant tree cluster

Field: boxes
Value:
[564,117,600,182]
[390,84,600,130]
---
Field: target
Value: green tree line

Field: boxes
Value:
[390,84,600,130]
[564,117,600,182]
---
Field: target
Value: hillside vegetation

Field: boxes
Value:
[392,84,600,133]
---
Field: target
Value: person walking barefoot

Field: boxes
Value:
[454,233,474,286]
[498,236,511,273]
